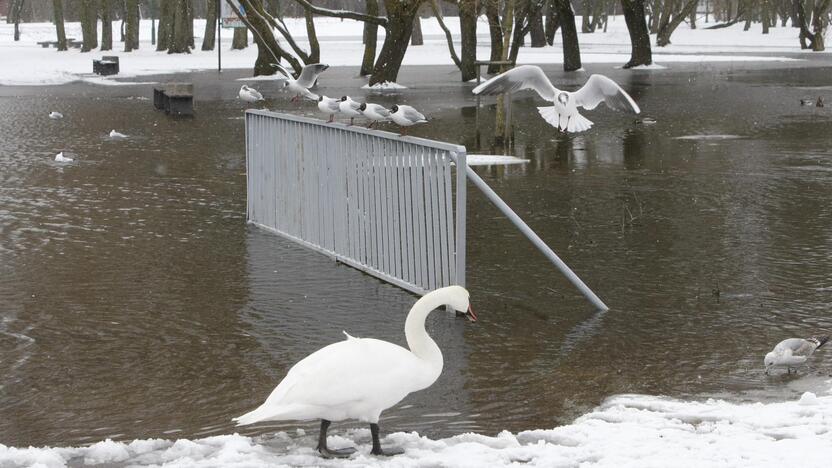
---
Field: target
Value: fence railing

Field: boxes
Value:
[246,110,607,310]
[246,110,466,295]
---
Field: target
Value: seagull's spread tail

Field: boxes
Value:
[537,106,593,133]
[810,335,830,349]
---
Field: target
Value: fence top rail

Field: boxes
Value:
[246,109,468,155]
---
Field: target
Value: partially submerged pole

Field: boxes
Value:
[465,166,609,311]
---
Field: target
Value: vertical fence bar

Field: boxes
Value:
[454,151,466,288]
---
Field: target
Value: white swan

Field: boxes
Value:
[54,152,73,162]
[238,85,264,103]
[472,65,640,133]
[234,285,476,458]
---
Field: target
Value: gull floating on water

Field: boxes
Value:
[472,65,640,133]
[339,96,362,125]
[359,103,391,128]
[272,63,329,102]
[233,286,476,458]
[109,130,127,139]
[389,105,427,135]
[239,85,264,103]
[49,111,63,120]
[765,335,829,374]
[317,96,340,122]
[54,152,73,162]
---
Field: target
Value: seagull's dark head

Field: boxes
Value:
[390,105,399,113]
[317,95,324,102]
[557,93,569,106]
[359,103,367,111]
[340,96,349,102]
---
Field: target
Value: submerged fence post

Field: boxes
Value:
[464,166,609,311]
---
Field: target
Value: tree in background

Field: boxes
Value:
[52,0,67,50]
[157,0,172,51]
[232,27,248,49]
[621,0,652,67]
[202,0,217,51]
[360,0,380,76]
[125,0,139,51]
[656,0,699,46]
[80,0,98,52]
[168,0,192,53]
[794,0,831,51]
[11,0,25,41]
[100,0,112,51]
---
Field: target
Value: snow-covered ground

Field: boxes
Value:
[2,383,831,467]
[1,15,821,86]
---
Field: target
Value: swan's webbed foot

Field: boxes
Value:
[317,419,356,459]
[369,423,403,457]
[319,446,357,459]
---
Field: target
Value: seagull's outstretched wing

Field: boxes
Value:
[271,63,293,80]
[296,63,330,88]
[472,65,559,101]
[573,74,640,114]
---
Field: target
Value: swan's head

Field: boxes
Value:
[764,352,775,373]
[438,285,476,322]
[557,93,569,105]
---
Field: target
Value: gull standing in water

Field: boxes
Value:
[765,335,829,374]
[472,65,640,133]
[239,85,264,103]
[339,96,363,125]
[317,96,341,123]
[234,286,476,458]
[389,105,427,135]
[359,103,391,128]
[273,63,330,102]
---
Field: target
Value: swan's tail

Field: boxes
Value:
[233,403,306,426]
[537,106,594,133]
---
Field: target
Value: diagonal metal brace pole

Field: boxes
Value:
[464,166,609,311]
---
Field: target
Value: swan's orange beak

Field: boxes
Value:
[465,305,477,323]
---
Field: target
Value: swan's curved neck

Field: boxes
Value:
[404,293,447,368]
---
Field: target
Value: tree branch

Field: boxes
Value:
[430,0,461,68]
[293,0,388,29]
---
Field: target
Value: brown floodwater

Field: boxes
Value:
[1,61,832,448]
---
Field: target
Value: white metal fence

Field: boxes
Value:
[246,110,467,295]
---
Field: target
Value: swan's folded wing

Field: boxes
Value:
[573,74,640,114]
[296,63,330,88]
[472,65,559,101]
[251,89,264,100]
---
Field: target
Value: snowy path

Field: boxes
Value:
[1,16,822,86]
[3,384,831,467]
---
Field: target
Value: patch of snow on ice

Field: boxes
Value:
[361,81,408,91]
[2,388,832,467]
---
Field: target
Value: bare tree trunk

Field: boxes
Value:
[157,0,172,51]
[13,0,25,41]
[361,0,379,76]
[168,0,191,53]
[544,0,560,45]
[411,14,423,45]
[232,27,248,49]
[305,8,321,62]
[101,0,113,51]
[187,0,195,49]
[80,0,98,51]
[52,0,67,50]
[555,0,581,71]
[459,0,478,80]
[657,0,699,46]
[125,0,139,51]
[508,0,530,64]
[529,4,547,45]
[621,0,653,67]
[369,0,422,85]
[582,0,595,32]
[202,0,217,50]
[762,0,771,33]
[486,0,504,73]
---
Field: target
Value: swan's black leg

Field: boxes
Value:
[316,419,356,459]
[370,423,404,456]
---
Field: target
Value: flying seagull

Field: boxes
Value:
[359,103,391,128]
[472,65,640,133]
[273,63,330,102]
[239,85,264,103]
[764,335,829,374]
[389,105,427,135]
[317,96,340,123]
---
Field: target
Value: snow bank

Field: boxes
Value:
[361,81,408,91]
[2,385,832,467]
[1,16,811,86]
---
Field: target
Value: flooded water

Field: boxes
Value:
[1,62,832,448]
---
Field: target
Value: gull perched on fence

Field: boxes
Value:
[472,65,640,133]
[389,105,427,135]
[359,103,390,128]
[764,335,829,374]
[239,85,264,103]
[273,63,330,102]
[317,96,340,123]
[339,96,363,125]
